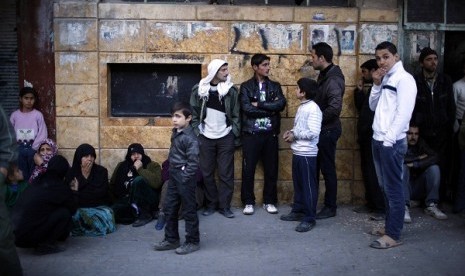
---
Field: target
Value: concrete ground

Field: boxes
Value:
[17,204,465,276]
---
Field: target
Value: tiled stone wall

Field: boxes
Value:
[53,2,399,207]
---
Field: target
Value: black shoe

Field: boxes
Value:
[132,214,154,227]
[353,205,373,214]
[202,208,216,216]
[219,208,234,218]
[153,239,180,251]
[316,207,336,219]
[295,221,316,232]
[280,211,305,221]
[175,242,200,255]
[34,243,65,255]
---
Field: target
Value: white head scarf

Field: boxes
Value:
[197,59,234,99]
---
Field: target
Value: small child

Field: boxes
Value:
[153,102,200,255]
[280,78,322,232]
[10,87,47,181]
[5,162,28,209]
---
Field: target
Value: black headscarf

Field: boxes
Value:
[112,143,152,198]
[71,143,96,171]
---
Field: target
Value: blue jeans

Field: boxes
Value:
[372,138,407,240]
[18,143,36,181]
[402,164,440,206]
[316,128,341,210]
[291,155,318,223]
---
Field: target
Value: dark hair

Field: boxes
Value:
[171,101,192,118]
[419,47,438,63]
[19,87,38,98]
[251,54,270,67]
[360,59,379,71]
[375,41,397,55]
[297,78,318,100]
[312,42,333,63]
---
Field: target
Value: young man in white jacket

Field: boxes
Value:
[368,41,417,249]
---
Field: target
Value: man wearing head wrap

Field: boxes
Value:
[190,59,240,218]
[412,47,456,201]
[110,143,162,226]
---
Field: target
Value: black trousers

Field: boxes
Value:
[164,169,199,244]
[199,132,235,209]
[359,140,385,212]
[15,208,72,248]
[241,132,279,205]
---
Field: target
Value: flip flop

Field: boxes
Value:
[370,235,403,249]
[368,228,385,236]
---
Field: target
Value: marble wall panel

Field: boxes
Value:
[338,55,357,87]
[352,180,366,205]
[197,6,293,22]
[56,84,98,116]
[295,8,358,23]
[54,2,97,18]
[341,88,356,118]
[230,23,305,55]
[99,20,145,52]
[54,19,97,51]
[353,149,362,181]
[279,150,292,181]
[99,4,196,20]
[55,52,98,84]
[56,117,99,149]
[337,180,353,204]
[336,149,354,180]
[147,22,229,53]
[100,126,172,149]
[339,118,356,149]
[360,9,399,22]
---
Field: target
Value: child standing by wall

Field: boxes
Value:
[153,102,200,255]
[10,87,47,181]
[280,78,322,232]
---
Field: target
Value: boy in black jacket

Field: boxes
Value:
[154,102,200,255]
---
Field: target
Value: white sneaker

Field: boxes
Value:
[404,205,412,223]
[263,204,278,214]
[243,204,254,215]
[425,203,448,220]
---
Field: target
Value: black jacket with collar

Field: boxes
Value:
[314,64,345,132]
[239,76,286,135]
[168,125,200,184]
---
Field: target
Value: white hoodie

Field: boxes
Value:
[369,61,417,146]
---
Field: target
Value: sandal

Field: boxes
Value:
[370,235,403,249]
[368,228,385,236]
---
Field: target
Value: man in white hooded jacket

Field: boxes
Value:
[369,41,417,249]
[190,59,240,218]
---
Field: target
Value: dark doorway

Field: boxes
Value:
[444,31,465,83]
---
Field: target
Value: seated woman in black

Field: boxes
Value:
[65,143,115,236]
[110,143,162,227]
[12,155,76,255]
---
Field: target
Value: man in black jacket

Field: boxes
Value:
[239,53,286,215]
[310,42,345,219]
[402,124,447,223]
[412,47,456,201]
[353,59,385,219]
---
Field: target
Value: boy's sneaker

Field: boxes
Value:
[404,205,412,223]
[263,204,278,214]
[155,212,166,231]
[175,242,200,255]
[425,203,448,220]
[243,204,254,215]
[153,239,180,251]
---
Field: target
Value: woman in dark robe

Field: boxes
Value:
[12,155,76,255]
[65,143,115,236]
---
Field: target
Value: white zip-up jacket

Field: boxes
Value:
[291,100,322,156]
[369,61,417,146]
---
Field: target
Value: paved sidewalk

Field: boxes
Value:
[17,205,465,276]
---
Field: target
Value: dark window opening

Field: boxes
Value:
[109,63,201,117]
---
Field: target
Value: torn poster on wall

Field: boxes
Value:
[359,24,398,54]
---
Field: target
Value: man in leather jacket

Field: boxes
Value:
[239,53,286,215]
